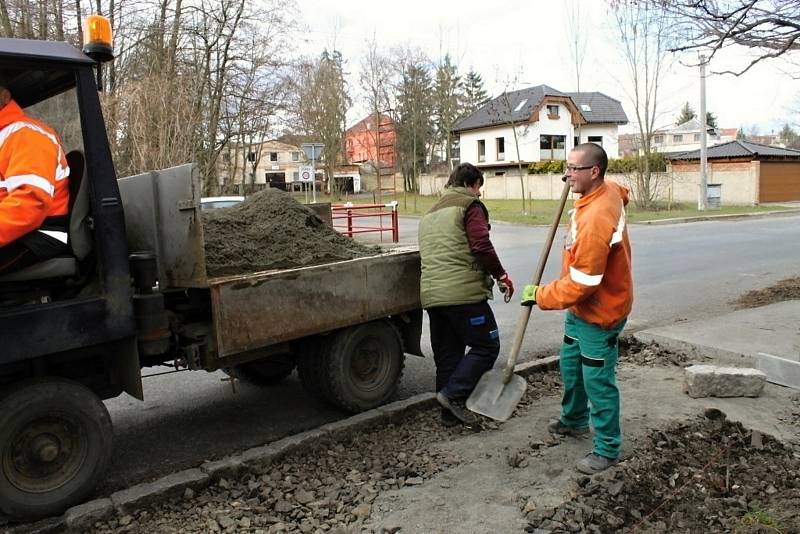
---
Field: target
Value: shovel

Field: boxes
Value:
[467,180,572,421]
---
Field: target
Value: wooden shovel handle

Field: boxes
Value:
[502,180,571,383]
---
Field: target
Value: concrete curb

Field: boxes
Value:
[633,331,754,366]
[637,208,800,226]
[56,357,559,531]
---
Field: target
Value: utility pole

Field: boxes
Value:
[698,54,708,211]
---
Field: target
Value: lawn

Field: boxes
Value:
[293,191,793,226]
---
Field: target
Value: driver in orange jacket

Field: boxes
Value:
[0,83,70,275]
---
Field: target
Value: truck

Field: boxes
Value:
[0,24,422,521]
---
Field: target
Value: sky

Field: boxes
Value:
[296,0,798,135]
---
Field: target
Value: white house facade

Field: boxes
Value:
[454,85,628,174]
[652,118,722,154]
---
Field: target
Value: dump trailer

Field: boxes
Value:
[0,33,422,521]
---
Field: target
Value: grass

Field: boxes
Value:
[292,191,793,226]
[735,510,786,533]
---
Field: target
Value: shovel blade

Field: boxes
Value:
[466,370,527,422]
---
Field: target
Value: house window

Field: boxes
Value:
[514,99,528,112]
[581,104,592,112]
[270,152,278,162]
[654,135,664,144]
[293,171,300,181]
[495,171,505,176]
[588,135,603,147]
[247,152,256,162]
[693,133,700,142]
[546,104,559,119]
[292,151,300,162]
[477,139,486,162]
[540,134,566,160]
[574,136,579,147]
[673,134,683,143]
[496,137,505,161]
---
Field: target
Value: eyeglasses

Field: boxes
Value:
[566,164,595,172]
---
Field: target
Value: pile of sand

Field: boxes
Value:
[203,189,379,277]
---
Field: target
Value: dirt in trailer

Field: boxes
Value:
[203,189,380,277]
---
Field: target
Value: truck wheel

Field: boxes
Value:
[0,378,112,520]
[225,353,296,386]
[320,320,405,413]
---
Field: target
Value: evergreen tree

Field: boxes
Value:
[461,70,489,115]
[706,112,718,129]
[780,123,800,148]
[736,127,746,140]
[432,54,463,167]
[675,101,696,125]
[396,62,434,191]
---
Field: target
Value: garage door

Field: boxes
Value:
[759,161,800,202]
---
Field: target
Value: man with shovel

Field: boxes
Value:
[419,162,515,426]
[521,143,633,474]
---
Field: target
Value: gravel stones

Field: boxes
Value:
[203,189,379,277]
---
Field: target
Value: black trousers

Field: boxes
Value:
[0,231,68,275]
[427,300,501,400]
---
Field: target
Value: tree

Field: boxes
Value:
[780,123,800,148]
[736,127,747,140]
[612,0,674,209]
[485,86,531,214]
[676,102,696,125]
[359,37,393,197]
[646,0,800,76]
[706,111,718,130]
[432,54,462,169]
[392,48,434,195]
[294,49,351,196]
[460,70,488,115]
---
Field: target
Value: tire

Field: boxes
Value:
[224,353,296,386]
[0,378,112,520]
[320,320,405,413]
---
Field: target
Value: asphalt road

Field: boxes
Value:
[99,213,800,496]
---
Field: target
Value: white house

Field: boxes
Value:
[453,85,628,175]
[652,118,722,154]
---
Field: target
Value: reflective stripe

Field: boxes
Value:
[38,230,68,243]
[569,208,577,243]
[569,266,603,286]
[0,174,55,196]
[609,208,626,246]
[0,121,69,181]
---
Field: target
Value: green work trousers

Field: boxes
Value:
[558,311,626,459]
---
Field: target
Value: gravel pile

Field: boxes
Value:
[203,189,379,277]
[618,336,692,367]
[524,410,800,533]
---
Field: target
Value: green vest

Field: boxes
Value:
[418,187,494,308]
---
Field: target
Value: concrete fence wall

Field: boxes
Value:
[419,164,760,206]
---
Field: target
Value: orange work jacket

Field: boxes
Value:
[0,99,70,247]
[537,180,633,329]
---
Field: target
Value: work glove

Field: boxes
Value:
[497,273,514,302]
[520,284,539,307]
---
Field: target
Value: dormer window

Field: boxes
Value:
[546,104,559,119]
[514,99,528,112]
[581,104,592,112]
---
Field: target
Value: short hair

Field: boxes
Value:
[575,143,608,176]
[446,162,484,188]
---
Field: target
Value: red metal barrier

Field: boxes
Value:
[331,201,399,243]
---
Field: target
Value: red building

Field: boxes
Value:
[345,113,396,169]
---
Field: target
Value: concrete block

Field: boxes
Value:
[376,393,436,422]
[64,498,112,530]
[756,352,800,390]
[685,365,766,398]
[319,408,385,437]
[111,468,209,512]
[200,455,246,480]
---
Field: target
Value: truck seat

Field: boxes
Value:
[0,150,93,282]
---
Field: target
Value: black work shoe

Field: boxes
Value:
[440,408,460,427]
[548,420,590,437]
[436,392,479,425]
[576,453,619,474]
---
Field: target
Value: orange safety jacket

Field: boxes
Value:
[537,180,633,329]
[0,99,70,247]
